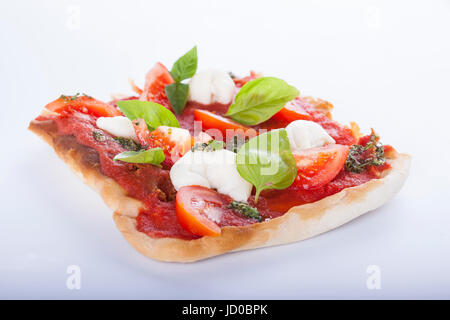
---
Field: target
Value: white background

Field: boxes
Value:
[1,0,449,299]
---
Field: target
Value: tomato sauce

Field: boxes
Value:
[178,99,356,146]
[38,97,388,240]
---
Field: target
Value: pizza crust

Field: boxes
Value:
[29,118,411,262]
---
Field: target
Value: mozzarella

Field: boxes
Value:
[157,126,192,154]
[188,69,235,105]
[285,120,335,153]
[170,150,252,202]
[194,131,213,144]
[96,116,138,142]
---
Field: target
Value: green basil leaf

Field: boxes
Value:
[117,100,179,131]
[225,77,299,125]
[170,46,198,82]
[165,83,189,114]
[113,148,165,166]
[236,129,297,203]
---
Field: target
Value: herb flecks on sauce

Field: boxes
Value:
[191,140,224,152]
[60,93,92,102]
[92,130,143,152]
[60,93,80,101]
[92,130,107,142]
[345,131,386,173]
[228,201,262,222]
[113,137,143,152]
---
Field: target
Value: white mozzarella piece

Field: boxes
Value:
[157,126,192,155]
[170,151,211,190]
[285,120,335,153]
[188,69,235,105]
[170,150,252,202]
[96,116,138,142]
[194,131,213,144]
[157,126,191,144]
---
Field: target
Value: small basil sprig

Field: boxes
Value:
[165,83,189,114]
[225,77,299,125]
[170,46,198,82]
[236,129,297,203]
[165,46,198,114]
[113,148,165,166]
[117,100,179,131]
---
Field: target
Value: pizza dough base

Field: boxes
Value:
[29,119,411,262]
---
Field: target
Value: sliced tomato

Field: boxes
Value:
[301,96,334,119]
[140,62,174,106]
[272,99,312,122]
[151,127,193,164]
[46,95,122,117]
[128,78,143,95]
[193,109,257,139]
[233,71,260,88]
[176,186,224,237]
[132,118,152,146]
[132,121,190,166]
[293,144,350,190]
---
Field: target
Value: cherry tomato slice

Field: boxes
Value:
[193,109,257,139]
[130,118,150,145]
[132,120,191,166]
[140,62,174,106]
[233,70,260,88]
[45,95,122,117]
[176,186,224,237]
[293,144,350,190]
[272,99,312,122]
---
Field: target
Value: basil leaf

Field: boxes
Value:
[165,83,189,114]
[113,148,165,166]
[225,77,299,125]
[170,46,198,82]
[165,46,198,114]
[117,100,179,131]
[236,129,297,203]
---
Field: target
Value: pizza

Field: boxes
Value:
[28,47,410,262]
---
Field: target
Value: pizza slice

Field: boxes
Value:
[29,47,410,262]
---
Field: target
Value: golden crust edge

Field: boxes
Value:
[29,119,411,263]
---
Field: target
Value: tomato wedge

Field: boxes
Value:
[293,144,350,190]
[132,120,192,166]
[233,70,260,88]
[132,118,152,146]
[45,95,122,117]
[176,186,224,237]
[272,99,312,122]
[140,62,174,105]
[193,109,256,139]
